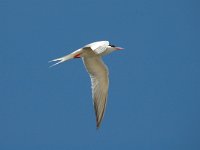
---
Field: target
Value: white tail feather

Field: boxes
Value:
[49,49,82,68]
[49,54,74,68]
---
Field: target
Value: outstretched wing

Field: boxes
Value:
[84,41,109,55]
[83,56,109,128]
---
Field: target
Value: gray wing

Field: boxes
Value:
[83,56,109,128]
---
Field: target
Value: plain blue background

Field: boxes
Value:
[0,0,200,149]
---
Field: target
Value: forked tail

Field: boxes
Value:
[49,54,74,67]
[49,49,82,67]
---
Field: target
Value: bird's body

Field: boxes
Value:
[50,41,123,128]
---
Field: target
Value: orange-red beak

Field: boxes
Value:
[116,47,124,50]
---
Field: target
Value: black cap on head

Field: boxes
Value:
[109,44,116,47]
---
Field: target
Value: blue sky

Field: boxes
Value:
[0,0,200,149]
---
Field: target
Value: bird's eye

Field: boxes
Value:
[109,44,115,47]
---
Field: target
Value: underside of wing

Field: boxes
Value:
[83,57,109,128]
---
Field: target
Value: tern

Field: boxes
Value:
[50,41,123,128]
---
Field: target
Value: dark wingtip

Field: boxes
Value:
[96,116,100,129]
[96,122,101,130]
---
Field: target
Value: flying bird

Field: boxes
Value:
[49,41,123,128]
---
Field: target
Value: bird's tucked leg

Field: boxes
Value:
[74,53,81,58]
